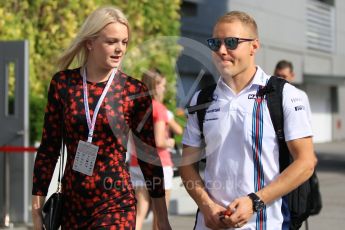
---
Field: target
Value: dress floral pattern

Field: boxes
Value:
[32,68,164,229]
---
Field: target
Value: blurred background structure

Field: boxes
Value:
[0,0,345,228]
[178,0,345,143]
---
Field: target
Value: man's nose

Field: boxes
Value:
[218,42,228,54]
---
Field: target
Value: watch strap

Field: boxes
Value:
[248,193,265,212]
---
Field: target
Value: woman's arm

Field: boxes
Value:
[32,73,66,229]
[32,195,46,230]
[167,110,183,135]
[154,120,175,149]
[168,118,183,136]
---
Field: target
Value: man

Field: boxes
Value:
[179,11,317,230]
[274,60,312,123]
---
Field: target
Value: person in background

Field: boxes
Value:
[129,68,182,230]
[31,6,171,230]
[275,60,322,227]
[167,110,183,138]
[274,59,312,122]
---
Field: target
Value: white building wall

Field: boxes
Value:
[307,85,333,142]
[335,0,345,58]
[332,0,345,140]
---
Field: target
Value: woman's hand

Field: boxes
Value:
[32,209,44,230]
[32,195,46,230]
[166,138,175,149]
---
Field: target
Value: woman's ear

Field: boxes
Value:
[86,40,93,51]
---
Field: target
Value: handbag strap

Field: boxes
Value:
[57,75,70,192]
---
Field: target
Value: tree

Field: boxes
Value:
[0,0,181,143]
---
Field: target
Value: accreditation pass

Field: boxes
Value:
[72,140,99,176]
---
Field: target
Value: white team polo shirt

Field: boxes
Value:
[182,66,313,230]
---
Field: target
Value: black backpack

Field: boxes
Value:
[187,76,322,230]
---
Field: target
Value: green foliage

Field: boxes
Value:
[0,0,182,144]
[29,93,46,145]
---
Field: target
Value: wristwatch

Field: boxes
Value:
[248,193,265,212]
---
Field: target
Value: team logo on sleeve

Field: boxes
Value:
[291,97,303,103]
[294,105,305,111]
[206,108,220,114]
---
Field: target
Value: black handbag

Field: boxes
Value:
[42,139,65,230]
[42,190,64,230]
[42,79,69,230]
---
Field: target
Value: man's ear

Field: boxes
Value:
[291,71,296,80]
[250,39,260,56]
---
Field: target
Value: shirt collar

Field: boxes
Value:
[250,66,269,87]
[217,66,270,91]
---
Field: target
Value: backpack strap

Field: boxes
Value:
[187,84,217,139]
[258,76,290,172]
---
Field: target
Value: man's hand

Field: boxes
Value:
[200,201,229,230]
[220,196,254,228]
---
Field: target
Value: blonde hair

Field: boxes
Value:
[141,68,164,100]
[57,6,129,71]
[215,11,258,38]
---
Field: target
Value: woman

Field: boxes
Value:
[31,6,171,230]
[129,69,182,230]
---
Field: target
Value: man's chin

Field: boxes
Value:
[217,67,234,78]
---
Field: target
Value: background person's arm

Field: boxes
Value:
[167,110,183,135]
[154,120,175,149]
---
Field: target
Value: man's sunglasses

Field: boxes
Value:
[206,37,255,51]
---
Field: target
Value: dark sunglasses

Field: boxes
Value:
[206,37,255,51]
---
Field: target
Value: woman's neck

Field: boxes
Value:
[84,64,113,83]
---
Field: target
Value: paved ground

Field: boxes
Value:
[1,141,345,229]
[141,141,345,230]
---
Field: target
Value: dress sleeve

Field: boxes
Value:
[127,82,165,198]
[32,73,65,196]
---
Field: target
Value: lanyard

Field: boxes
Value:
[82,67,117,143]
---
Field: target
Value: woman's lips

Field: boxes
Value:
[110,55,121,61]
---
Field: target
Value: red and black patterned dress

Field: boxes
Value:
[32,68,165,229]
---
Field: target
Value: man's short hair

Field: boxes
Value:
[275,60,294,72]
[215,11,258,38]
